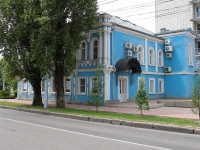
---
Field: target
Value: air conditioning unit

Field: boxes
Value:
[132,46,138,53]
[165,40,171,45]
[125,42,132,50]
[164,67,172,73]
[165,46,173,53]
[126,50,132,57]
[166,53,173,58]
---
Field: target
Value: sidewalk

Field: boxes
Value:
[0,99,198,120]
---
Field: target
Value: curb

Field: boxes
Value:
[0,105,199,135]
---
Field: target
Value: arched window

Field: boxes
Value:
[137,46,144,64]
[158,50,163,66]
[149,48,154,65]
[81,42,86,60]
[93,40,98,59]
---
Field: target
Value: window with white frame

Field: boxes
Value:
[149,48,154,65]
[21,80,27,92]
[188,45,193,66]
[138,77,145,90]
[65,78,71,93]
[137,46,144,64]
[158,50,163,66]
[90,77,96,91]
[79,77,86,94]
[93,40,98,59]
[81,42,86,60]
[158,79,164,94]
[29,84,34,93]
[41,80,45,92]
[149,78,155,94]
[52,78,56,93]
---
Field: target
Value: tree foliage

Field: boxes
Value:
[192,73,200,121]
[0,0,98,107]
[0,0,43,106]
[87,64,104,112]
[135,78,149,116]
[32,0,98,107]
[0,58,18,91]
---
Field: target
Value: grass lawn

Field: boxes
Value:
[0,101,200,128]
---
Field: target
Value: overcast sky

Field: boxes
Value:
[98,0,155,33]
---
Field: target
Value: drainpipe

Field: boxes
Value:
[111,25,115,99]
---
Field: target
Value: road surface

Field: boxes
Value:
[0,108,199,150]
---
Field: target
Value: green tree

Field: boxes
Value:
[135,78,149,116]
[0,58,18,91]
[192,73,200,121]
[33,0,98,107]
[0,0,44,106]
[87,64,104,112]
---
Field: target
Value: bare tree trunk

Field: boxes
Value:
[55,63,65,108]
[32,79,43,106]
[141,109,143,116]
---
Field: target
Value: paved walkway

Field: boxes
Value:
[0,99,198,120]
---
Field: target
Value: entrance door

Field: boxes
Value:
[118,77,128,102]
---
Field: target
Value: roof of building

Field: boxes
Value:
[110,16,155,36]
[155,28,195,36]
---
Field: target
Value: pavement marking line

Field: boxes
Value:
[0,117,172,150]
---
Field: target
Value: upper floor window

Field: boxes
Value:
[90,38,99,60]
[93,40,98,59]
[149,48,154,65]
[81,42,86,60]
[158,50,164,66]
[137,46,144,64]
[188,45,193,66]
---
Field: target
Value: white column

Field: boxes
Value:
[107,28,111,65]
[145,38,148,72]
[155,42,158,73]
[104,27,108,65]
[99,32,103,64]
[44,73,48,109]
[104,70,111,101]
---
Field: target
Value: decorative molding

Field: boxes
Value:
[157,31,196,39]
[115,26,164,43]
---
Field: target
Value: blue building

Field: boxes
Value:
[17,13,197,104]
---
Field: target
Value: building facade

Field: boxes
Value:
[155,0,200,64]
[17,13,197,103]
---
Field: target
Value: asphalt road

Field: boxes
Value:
[0,108,200,150]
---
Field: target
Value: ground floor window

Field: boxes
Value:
[138,77,145,90]
[52,78,56,93]
[90,77,96,92]
[41,80,45,92]
[29,84,34,93]
[65,78,71,93]
[149,78,155,94]
[21,80,27,92]
[158,79,164,94]
[79,77,86,94]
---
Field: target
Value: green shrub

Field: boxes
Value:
[0,90,10,99]
[14,89,17,98]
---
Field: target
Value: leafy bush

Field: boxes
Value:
[14,89,17,98]
[0,90,10,99]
